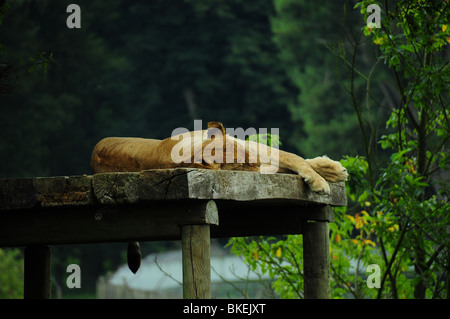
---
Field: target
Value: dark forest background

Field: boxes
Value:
[0,0,393,297]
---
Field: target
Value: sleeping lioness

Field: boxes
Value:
[90,121,348,273]
[91,121,348,193]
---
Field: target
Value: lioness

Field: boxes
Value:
[91,121,348,193]
[91,121,348,273]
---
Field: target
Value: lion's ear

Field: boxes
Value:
[208,121,226,136]
[322,155,329,159]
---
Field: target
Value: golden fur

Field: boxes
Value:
[91,122,347,194]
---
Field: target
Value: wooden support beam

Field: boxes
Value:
[181,225,211,299]
[24,245,51,299]
[0,201,336,246]
[302,219,331,299]
[211,203,334,238]
[0,200,219,246]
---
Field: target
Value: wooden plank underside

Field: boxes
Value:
[0,200,218,247]
[211,203,333,238]
[0,200,333,247]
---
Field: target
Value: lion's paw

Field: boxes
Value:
[308,178,331,195]
[306,156,348,183]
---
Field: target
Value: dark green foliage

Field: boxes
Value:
[0,0,297,178]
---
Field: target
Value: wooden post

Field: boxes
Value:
[24,245,51,299]
[181,225,211,299]
[302,221,330,299]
